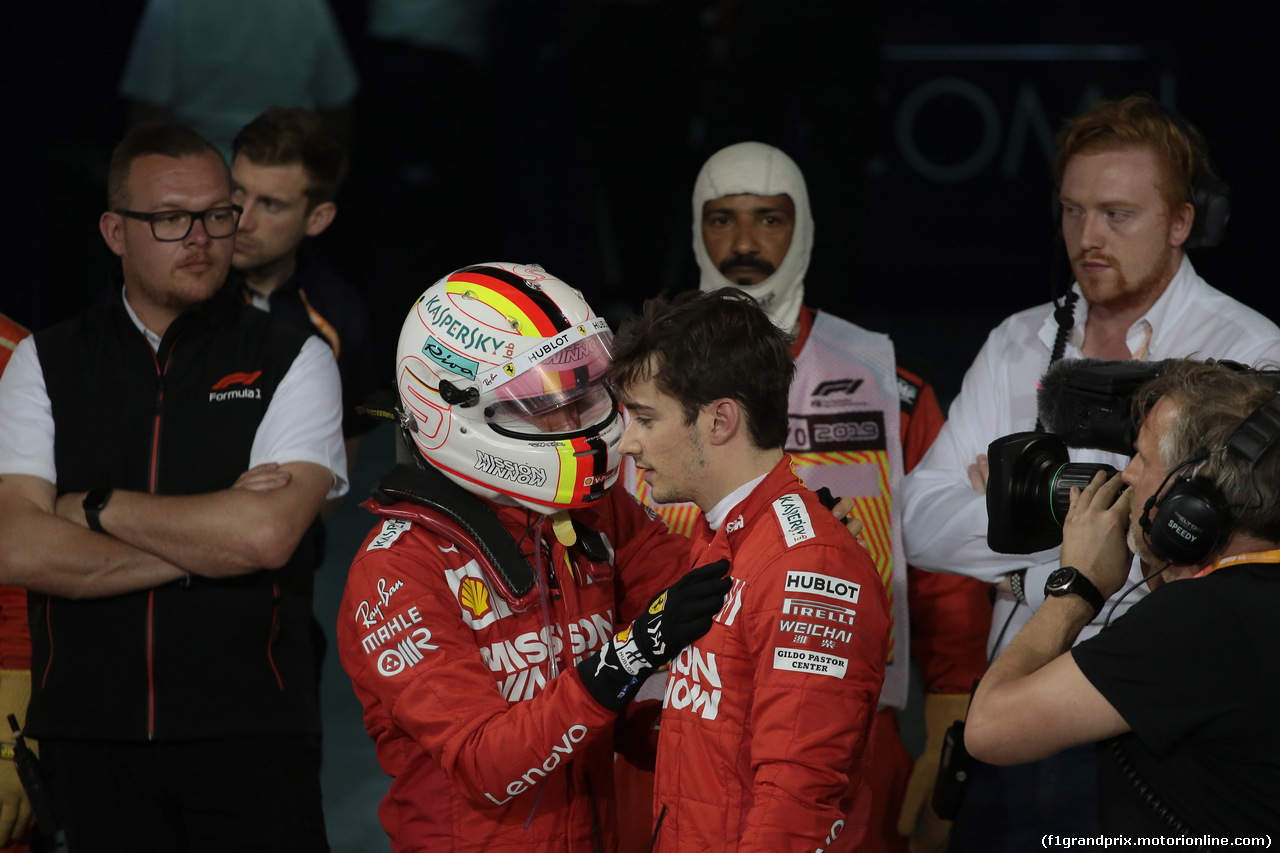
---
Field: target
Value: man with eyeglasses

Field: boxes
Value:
[0,123,345,851]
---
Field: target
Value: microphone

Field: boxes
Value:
[1036,358,1114,440]
[1036,359,1171,454]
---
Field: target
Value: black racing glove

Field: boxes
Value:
[577,559,732,711]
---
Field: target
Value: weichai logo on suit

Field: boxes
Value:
[209,370,263,402]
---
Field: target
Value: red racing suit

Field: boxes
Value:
[338,484,690,853]
[650,456,890,853]
[624,306,992,853]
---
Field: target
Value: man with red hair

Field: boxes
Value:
[902,94,1280,848]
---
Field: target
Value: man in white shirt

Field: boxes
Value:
[900,94,1280,849]
[0,123,345,851]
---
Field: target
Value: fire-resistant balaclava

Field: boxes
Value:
[692,141,813,333]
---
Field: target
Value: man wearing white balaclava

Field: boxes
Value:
[620,141,995,853]
[692,141,812,331]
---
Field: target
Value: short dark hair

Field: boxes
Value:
[609,288,795,450]
[232,107,349,207]
[107,123,225,209]
[1136,360,1280,543]
[1053,93,1215,215]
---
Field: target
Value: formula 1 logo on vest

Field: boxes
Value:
[209,370,263,402]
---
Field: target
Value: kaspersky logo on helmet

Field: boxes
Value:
[419,294,511,356]
[209,370,262,402]
[397,263,622,515]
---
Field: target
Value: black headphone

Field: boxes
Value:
[1141,395,1280,564]
[1167,109,1232,250]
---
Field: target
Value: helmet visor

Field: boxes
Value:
[478,321,617,435]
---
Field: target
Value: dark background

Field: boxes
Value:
[1,4,1272,848]
[2,0,1273,405]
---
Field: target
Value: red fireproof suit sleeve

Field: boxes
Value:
[340,489,691,812]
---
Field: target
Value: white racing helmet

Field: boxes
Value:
[396,262,622,513]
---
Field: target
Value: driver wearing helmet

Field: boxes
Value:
[337,263,731,853]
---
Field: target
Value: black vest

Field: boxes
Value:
[27,291,323,740]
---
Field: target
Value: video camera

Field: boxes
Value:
[985,358,1280,554]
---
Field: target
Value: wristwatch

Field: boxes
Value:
[82,486,114,534]
[1044,566,1104,619]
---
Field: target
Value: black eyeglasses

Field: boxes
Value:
[114,205,243,241]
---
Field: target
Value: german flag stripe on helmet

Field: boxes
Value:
[582,433,609,502]
[447,266,571,337]
[549,434,608,505]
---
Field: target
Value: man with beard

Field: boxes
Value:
[965,359,1280,835]
[901,94,1280,848]
[621,141,994,853]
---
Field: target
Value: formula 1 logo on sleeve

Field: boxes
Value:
[772,494,815,547]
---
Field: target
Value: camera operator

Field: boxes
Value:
[899,94,1280,846]
[966,359,1280,834]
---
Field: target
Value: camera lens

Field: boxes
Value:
[1048,463,1118,524]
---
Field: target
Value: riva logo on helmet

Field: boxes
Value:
[422,336,480,380]
[421,294,510,354]
[475,451,548,487]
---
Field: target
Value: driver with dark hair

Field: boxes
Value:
[611,288,890,853]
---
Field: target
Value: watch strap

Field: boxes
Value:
[83,486,114,534]
[1009,569,1027,604]
[1048,566,1105,618]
